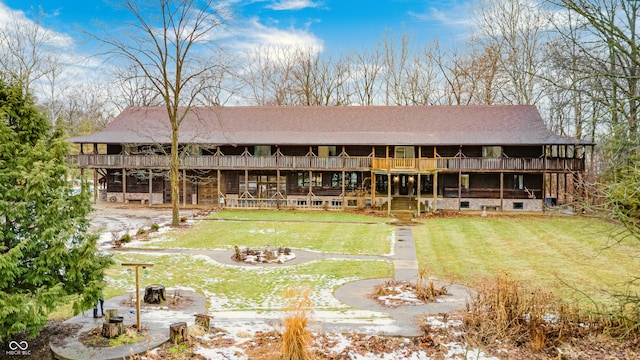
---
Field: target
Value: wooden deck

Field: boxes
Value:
[70,154,584,172]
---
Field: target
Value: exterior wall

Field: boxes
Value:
[103,191,164,204]
[437,198,542,212]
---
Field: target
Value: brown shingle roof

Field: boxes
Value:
[68,105,592,146]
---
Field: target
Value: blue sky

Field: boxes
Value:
[0,0,475,54]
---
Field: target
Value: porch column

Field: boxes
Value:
[308,170,313,209]
[499,172,504,211]
[387,173,391,216]
[122,168,127,204]
[341,146,345,211]
[148,169,153,206]
[276,156,281,210]
[564,173,568,204]
[542,171,547,212]
[244,169,249,198]
[556,173,560,205]
[458,145,462,212]
[93,168,98,204]
[341,169,345,210]
[371,171,376,208]
[432,173,438,212]
[417,174,421,214]
[417,146,421,213]
[182,169,187,208]
[217,169,222,208]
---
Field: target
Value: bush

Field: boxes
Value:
[463,276,623,354]
[151,223,160,231]
[280,287,315,360]
[120,234,132,243]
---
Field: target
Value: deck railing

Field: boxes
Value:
[70,154,583,172]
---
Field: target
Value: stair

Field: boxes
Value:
[390,197,413,211]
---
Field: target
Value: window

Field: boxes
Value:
[318,146,337,157]
[513,202,524,210]
[254,146,271,157]
[240,175,285,197]
[297,172,322,187]
[461,201,470,209]
[331,172,358,189]
[513,175,524,190]
[460,174,470,189]
[482,146,501,158]
[395,146,415,158]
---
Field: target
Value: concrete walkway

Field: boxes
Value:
[50,290,205,360]
[114,221,473,337]
[333,223,473,336]
[51,216,474,358]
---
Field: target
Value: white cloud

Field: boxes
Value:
[229,17,323,56]
[0,2,75,49]
[268,0,319,11]
[408,3,475,29]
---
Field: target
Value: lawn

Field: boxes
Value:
[208,209,391,223]
[413,215,640,305]
[105,252,392,311]
[140,210,395,255]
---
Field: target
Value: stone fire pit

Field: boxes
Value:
[232,246,296,264]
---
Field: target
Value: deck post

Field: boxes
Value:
[556,173,560,205]
[500,172,504,211]
[416,146,422,216]
[217,169,222,208]
[564,173,568,204]
[182,168,187,208]
[308,170,312,209]
[93,168,98,204]
[371,171,376,208]
[341,169,345,210]
[341,146,345,211]
[387,173,391,216]
[432,173,438,212]
[122,168,127,203]
[148,169,153,206]
[458,145,462,212]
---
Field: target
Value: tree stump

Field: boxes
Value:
[102,317,124,338]
[144,284,166,304]
[169,322,187,344]
[104,309,118,323]
[194,314,213,331]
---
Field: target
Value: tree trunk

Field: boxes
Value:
[171,125,180,226]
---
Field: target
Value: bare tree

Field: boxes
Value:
[348,48,383,105]
[381,33,412,105]
[111,64,163,111]
[0,7,62,100]
[241,45,297,105]
[549,0,639,146]
[94,0,224,225]
[472,0,548,105]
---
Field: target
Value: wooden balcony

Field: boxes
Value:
[70,154,372,170]
[69,154,583,172]
[371,157,583,172]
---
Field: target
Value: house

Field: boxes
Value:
[68,105,592,214]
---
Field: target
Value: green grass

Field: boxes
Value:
[143,211,395,255]
[105,253,392,310]
[414,215,640,305]
[207,209,391,223]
